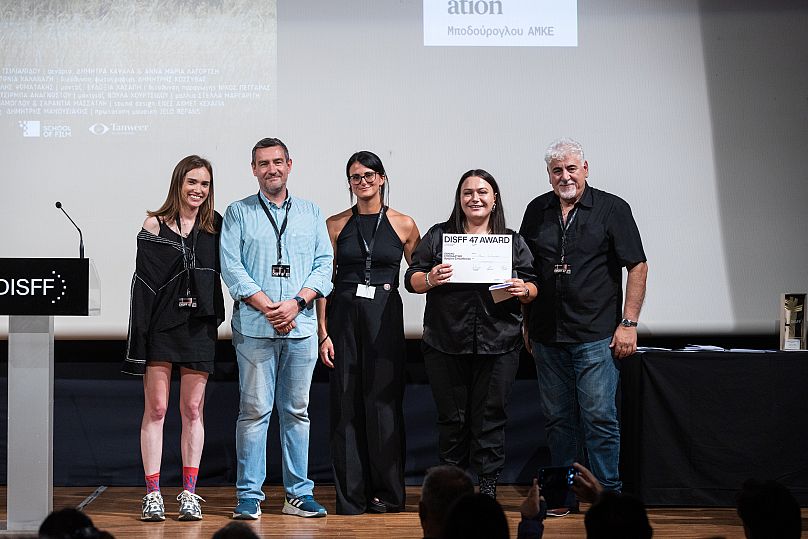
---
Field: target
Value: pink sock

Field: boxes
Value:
[145,472,160,494]
[183,466,199,493]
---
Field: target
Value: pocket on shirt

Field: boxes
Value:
[288,229,317,257]
[576,223,607,253]
[536,227,559,258]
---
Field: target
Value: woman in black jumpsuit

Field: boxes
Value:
[317,151,420,514]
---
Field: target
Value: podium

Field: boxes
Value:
[0,258,100,531]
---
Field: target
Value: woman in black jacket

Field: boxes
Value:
[405,169,537,499]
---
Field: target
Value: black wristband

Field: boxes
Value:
[318,335,330,345]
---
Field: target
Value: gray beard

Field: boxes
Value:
[558,185,578,201]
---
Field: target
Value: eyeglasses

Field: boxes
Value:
[348,171,378,184]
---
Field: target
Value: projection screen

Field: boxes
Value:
[2,0,807,338]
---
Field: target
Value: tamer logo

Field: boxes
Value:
[89,123,110,135]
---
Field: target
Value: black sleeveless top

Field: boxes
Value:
[334,207,404,287]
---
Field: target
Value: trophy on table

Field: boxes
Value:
[781,293,806,351]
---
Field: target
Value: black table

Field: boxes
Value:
[620,350,808,506]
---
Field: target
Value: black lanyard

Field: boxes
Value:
[557,206,578,265]
[176,215,199,295]
[257,192,291,263]
[352,205,385,286]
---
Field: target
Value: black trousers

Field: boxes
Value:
[327,284,406,514]
[422,343,520,477]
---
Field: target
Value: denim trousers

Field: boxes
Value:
[233,330,317,500]
[532,337,622,491]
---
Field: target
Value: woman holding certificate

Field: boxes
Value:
[317,150,420,514]
[405,169,537,500]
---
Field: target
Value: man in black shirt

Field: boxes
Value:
[519,138,648,495]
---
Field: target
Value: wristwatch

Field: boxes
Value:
[620,318,638,327]
[294,296,307,312]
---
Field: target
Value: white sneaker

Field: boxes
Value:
[142,491,166,521]
[177,490,205,521]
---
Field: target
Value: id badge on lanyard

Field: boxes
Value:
[272,264,291,278]
[354,206,384,300]
[356,283,376,299]
[556,207,578,276]
[177,216,198,308]
[258,193,292,278]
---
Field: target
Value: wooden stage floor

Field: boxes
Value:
[2,485,803,538]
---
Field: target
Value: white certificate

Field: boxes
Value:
[442,233,512,283]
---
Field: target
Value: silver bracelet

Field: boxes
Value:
[424,272,433,288]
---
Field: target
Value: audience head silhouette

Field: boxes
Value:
[38,508,112,539]
[584,491,653,539]
[442,493,509,539]
[419,465,474,539]
[211,521,261,539]
[736,479,801,539]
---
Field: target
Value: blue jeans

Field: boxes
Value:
[233,330,317,500]
[532,337,622,491]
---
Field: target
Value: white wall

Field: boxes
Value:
[2,0,806,338]
[278,0,808,336]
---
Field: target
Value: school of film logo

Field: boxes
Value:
[18,120,72,138]
[18,120,40,137]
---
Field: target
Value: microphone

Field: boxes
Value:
[55,201,85,259]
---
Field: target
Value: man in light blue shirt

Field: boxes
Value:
[220,137,333,519]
